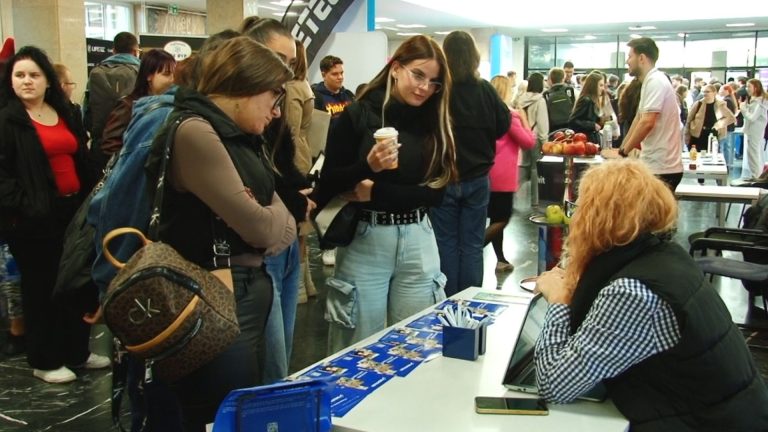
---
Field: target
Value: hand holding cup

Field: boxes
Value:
[368,127,400,172]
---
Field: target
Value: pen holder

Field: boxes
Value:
[442,324,487,361]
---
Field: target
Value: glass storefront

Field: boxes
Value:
[525,31,768,83]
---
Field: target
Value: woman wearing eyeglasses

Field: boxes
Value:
[318,35,457,352]
[147,37,296,430]
[53,63,87,146]
[684,84,735,152]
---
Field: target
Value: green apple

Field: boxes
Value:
[545,205,564,224]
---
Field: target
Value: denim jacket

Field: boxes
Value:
[87,87,177,294]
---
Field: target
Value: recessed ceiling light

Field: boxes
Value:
[628,25,656,31]
[677,33,686,37]
[725,22,755,27]
[396,24,427,28]
[434,31,451,35]
[397,32,422,36]
[375,17,395,23]
[582,35,597,40]
[629,34,642,39]
[541,28,568,33]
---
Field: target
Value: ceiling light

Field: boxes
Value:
[628,25,656,31]
[725,22,755,27]
[582,35,597,40]
[396,24,427,28]
[375,17,395,23]
[434,31,451,35]
[541,28,568,33]
[677,33,686,38]
[629,34,642,39]
[397,32,423,36]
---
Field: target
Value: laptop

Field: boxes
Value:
[502,293,607,402]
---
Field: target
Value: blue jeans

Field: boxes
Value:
[263,239,300,383]
[326,216,447,354]
[430,176,490,297]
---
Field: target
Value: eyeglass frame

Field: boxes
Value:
[272,86,286,111]
[400,65,443,93]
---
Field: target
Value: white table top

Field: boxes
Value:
[539,155,604,164]
[326,288,628,432]
[675,184,763,202]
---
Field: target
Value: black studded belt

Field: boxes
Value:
[360,208,427,225]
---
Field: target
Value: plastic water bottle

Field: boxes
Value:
[707,132,715,154]
[711,135,719,158]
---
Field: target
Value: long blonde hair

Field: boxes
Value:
[564,160,678,290]
[359,35,456,187]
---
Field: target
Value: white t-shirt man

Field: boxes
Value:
[637,68,683,175]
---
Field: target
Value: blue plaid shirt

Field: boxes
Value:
[534,278,681,403]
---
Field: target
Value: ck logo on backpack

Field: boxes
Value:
[128,297,161,325]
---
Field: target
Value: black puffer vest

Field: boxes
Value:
[570,234,768,432]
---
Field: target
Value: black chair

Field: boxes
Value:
[689,228,768,321]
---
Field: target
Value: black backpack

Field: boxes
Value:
[544,85,575,132]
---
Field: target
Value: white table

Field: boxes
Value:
[316,288,628,432]
[682,153,728,185]
[675,184,764,226]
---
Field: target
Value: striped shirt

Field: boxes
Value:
[534,278,681,403]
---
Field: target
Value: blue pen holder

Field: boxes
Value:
[442,324,487,361]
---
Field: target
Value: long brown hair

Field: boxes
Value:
[573,71,603,115]
[563,160,678,290]
[359,35,457,187]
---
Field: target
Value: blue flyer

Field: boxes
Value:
[359,342,421,376]
[405,311,446,332]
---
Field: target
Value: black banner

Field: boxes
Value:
[86,38,113,73]
[281,0,355,65]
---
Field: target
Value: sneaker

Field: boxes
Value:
[33,366,76,384]
[81,353,111,369]
[495,261,514,272]
[322,249,336,266]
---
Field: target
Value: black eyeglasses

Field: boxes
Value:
[272,87,286,111]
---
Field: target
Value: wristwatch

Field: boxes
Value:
[618,147,628,158]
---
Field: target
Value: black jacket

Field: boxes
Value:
[568,97,601,144]
[570,235,768,432]
[0,97,93,237]
[318,87,445,212]
[449,79,510,180]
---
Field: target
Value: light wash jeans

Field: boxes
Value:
[430,175,490,297]
[262,239,300,383]
[325,216,447,354]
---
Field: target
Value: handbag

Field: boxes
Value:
[101,116,239,383]
[312,196,359,250]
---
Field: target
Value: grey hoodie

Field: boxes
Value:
[517,92,549,144]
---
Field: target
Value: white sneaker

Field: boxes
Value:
[81,353,111,369]
[322,249,336,266]
[33,366,77,383]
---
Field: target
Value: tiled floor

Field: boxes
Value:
[1,163,766,431]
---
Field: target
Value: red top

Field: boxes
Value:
[31,117,80,196]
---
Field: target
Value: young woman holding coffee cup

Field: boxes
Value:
[318,35,457,352]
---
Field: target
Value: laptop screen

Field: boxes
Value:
[502,294,549,385]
